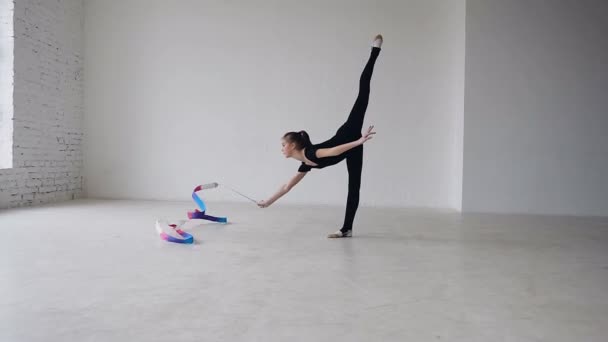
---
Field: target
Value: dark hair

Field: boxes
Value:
[283,130,312,150]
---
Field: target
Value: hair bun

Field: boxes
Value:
[283,130,312,150]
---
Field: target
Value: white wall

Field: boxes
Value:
[464,0,608,216]
[0,0,84,209]
[84,0,465,209]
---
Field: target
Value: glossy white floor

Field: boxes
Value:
[1,199,607,341]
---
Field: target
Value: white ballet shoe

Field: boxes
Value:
[372,34,383,48]
[328,230,352,238]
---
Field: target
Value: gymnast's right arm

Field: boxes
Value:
[258,171,307,208]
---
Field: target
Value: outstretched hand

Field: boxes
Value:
[358,125,376,145]
[257,200,270,208]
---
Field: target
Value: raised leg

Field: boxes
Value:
[336,46,381,141]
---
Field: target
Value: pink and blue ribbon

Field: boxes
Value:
[187,185,228,223]
[157,221,194,244]
[157,184,228,244]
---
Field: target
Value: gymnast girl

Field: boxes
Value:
[258,34,383,238]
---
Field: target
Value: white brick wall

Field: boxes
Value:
[0,1,14,169]
[0,0,83,208]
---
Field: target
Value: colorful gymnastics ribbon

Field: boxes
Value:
[187,184,228,223]
[156,183,228,244]
[156,219,194,244]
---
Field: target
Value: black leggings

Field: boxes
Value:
[316,47,381,232]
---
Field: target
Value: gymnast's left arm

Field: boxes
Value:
[315,125,376,158]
